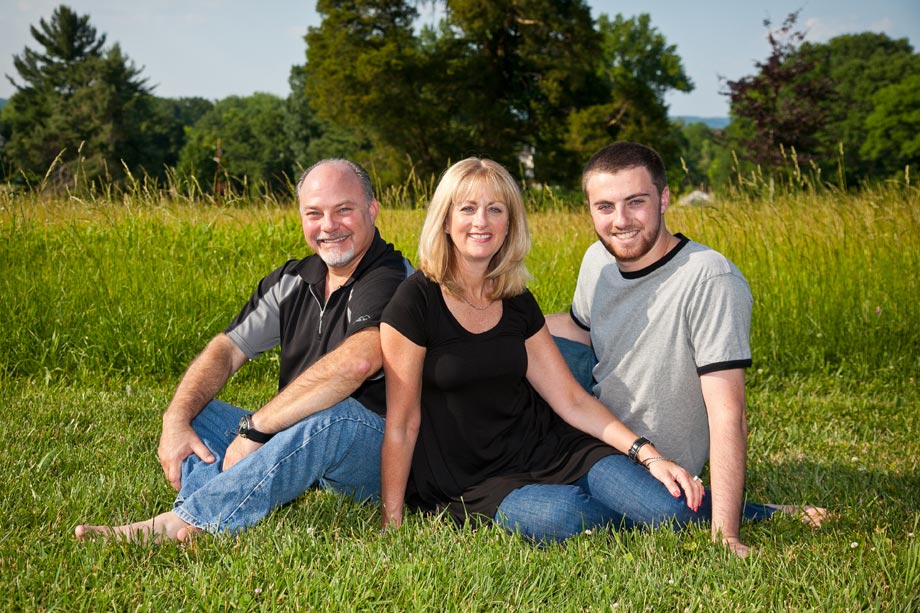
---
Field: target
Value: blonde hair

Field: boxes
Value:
[417,157,531,300]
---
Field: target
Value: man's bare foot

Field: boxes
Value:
[767,504,829,528]
[176,525,203,543]
[74,511,192,544]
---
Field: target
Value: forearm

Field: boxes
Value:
[380,430,415,528]
[708,415,747,542]
[702,370,749,543]
[164,334,243,427]
[252,328,381,433]
[544,312,591,345]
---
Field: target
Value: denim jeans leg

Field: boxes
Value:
[553,336,597,394]
[740,501,777,521]
[494,483,627,543]
[172,398,384,534]
[174,399,249,507]
[583,454,777,528]
[582,454,705,528]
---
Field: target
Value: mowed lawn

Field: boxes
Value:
[1,185,918,611]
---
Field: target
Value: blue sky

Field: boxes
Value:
[2,0,918,117]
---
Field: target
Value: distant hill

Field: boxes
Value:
[673,116,730,129]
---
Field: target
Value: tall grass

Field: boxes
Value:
[1,180,918,610]
[4,182,916,383]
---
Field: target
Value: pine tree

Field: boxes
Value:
[2,4,152,186]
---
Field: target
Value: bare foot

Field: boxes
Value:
[74,511,192,544]
[176,525,203,543]
[767,504,829,528]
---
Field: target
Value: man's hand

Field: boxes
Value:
[222,435,263,471]
[158,422,215,491]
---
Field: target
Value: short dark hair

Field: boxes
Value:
[297,159,375,204]
[582,142,667,197]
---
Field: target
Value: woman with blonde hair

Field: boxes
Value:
[378,157,704,541]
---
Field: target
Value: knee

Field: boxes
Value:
[497,513,584,544]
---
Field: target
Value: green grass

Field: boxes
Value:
[1,184,919,610]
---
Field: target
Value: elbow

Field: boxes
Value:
[350,357,377,381]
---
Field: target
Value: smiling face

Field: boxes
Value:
[585,166,672,272]
[446,189,509,266]
[298,162,378,274]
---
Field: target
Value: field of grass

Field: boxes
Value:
[1,183,918,610]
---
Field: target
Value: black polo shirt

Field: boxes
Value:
[224,229,411,415]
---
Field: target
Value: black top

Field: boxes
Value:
[382,271,615,523]
[225,229,411,415]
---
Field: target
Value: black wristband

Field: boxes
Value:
[238,414,275,444]
[628,436,651,463]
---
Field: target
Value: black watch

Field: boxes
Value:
[237,414,274,444]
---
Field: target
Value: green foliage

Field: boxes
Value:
[724,12,833,170]
[860,74,920,175]
[2,5,155,187]
[302,2,690,188]
[285,64,369,178]
[566,13,692,184]
[799,32,920,182]
[725,15,920,187]
[442,0,603,184]
[177,93,294,194]
[139,96,215,177]
[304,0,430,184]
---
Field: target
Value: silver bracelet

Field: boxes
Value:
[641,455,668,469]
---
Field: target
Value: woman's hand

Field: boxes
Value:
[645,458,705,512]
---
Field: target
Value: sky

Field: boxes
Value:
[1,0,919,118]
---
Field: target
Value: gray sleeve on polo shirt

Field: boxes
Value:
[226,272,303,360]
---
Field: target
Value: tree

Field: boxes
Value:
[796,33,920,181]
[299,2,695,187]
[302,0,605,185]
[177,93,293,193]
[441,0,602,183]
[2,4,153,185]
[671,120,738,192]
[303,0,436,184]
[285,64,370,177]
[724,12,836,171]
[860,74,920,174]
[565,13,693,186]
[139,96,214,178]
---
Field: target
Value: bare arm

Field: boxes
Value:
[158,333,248,490]
[379,322,424,529]
[544,312,592,346]
[222,327,383,470]
[701,368,749,557]
[525,325,704,509]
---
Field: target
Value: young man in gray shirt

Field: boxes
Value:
[548,142,824,557]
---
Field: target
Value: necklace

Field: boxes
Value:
[458,294,492,311]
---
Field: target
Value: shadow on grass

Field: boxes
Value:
[746,458,920,534]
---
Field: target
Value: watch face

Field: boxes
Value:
[238,416,250,437]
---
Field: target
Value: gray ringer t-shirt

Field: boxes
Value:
[571,234,752,475]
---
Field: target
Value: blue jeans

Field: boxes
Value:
[171,398,384,534]
[492,338,776,543]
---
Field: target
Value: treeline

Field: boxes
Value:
[1,4,917,197]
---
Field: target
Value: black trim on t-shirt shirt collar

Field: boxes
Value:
[618,233,690,279]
